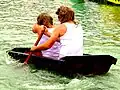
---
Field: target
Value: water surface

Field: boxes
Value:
[0,0,120,90]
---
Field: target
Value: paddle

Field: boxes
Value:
[24,32,43,65]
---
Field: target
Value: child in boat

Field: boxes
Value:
[31,6,83,59]
[32,13,60,60]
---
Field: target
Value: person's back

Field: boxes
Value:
[33,13,60,60]
[39,28,60,60]
[59,22,83,58]
[55,6,84,59]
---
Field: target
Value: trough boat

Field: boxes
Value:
[7,47,117,76]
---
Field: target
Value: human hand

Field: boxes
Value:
[40,25,46,33]
[30,46,37,51]
[44,28,51,37]
[44,26,48,33]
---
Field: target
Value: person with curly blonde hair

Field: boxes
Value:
[31,6,83,59]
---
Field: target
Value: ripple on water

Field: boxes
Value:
[0,0,120,90]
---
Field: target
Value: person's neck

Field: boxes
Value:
[48,25,55,28]
[68,21,74,23]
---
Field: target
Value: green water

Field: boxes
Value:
[0,0,120,90]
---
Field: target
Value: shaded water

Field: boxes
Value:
[0,0,120,90]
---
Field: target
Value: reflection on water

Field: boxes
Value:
[72,2,120,47]
[0,0,120,90]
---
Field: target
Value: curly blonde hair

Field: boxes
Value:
[56,6,75,23]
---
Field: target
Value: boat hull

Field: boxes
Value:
[7,47,117,76]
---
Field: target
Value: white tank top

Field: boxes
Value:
[59,22,83,59]
[39,28,60,60]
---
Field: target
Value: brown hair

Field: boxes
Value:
[56,6,75,23]
[37,13,53,27]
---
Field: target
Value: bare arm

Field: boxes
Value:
[30,24,66,51]
[43,26,61,42]
[43,27,51,37]
[31,29,60,51]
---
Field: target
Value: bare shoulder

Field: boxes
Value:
[53,24,67,37]
[33,24,43,30]
[32,24,44,33]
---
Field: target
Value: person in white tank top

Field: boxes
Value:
[59,22,83,58]
[31,6,83,59]
[32,13,60,60]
